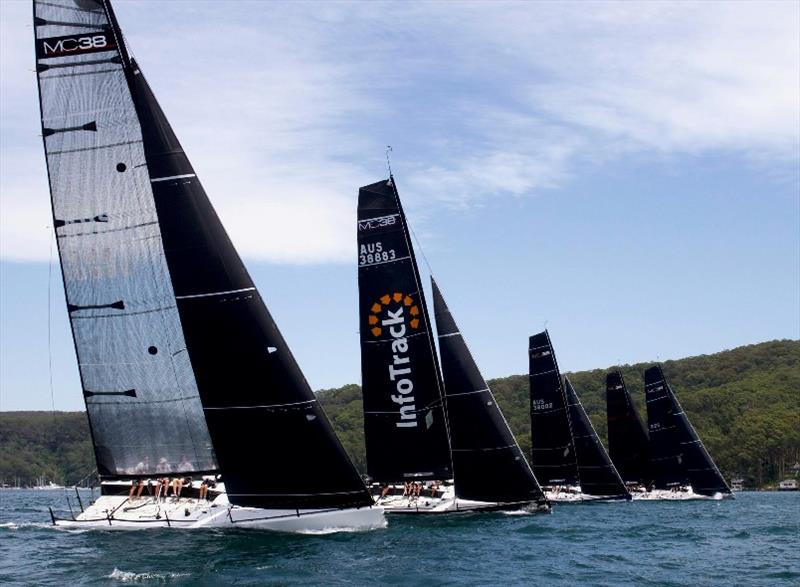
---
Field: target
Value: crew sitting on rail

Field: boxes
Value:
[199,477,215,501]
[128,478,145,501]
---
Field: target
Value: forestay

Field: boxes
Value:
[357,178,452,482]
[528,331,579,486]
[432,278,545,503]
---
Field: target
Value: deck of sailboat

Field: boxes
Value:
[53,482,386,532]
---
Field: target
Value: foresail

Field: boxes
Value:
[645,367,731,496]
[606,371,650,485]
[432,278,545,503]
[564,378,629,499]
[357,179,452,482]
[34,0,215,478]
[644,366,688,489]
[528,331,579,486]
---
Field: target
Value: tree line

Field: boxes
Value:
[1,339,797,488]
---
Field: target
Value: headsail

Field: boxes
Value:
[563,377,629,499]
[357,178,452,482]
[606,370,650,486]
[644,366,689,489]
[644,366,731,496]
[35,0,372,509]
[528,331,579,486]
[432,278,545,503]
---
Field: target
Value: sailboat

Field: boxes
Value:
[34,0,383,531]
[356,177,549,514]
[606,370,651,497]
[644,366,733,500]
[529,331,629,502]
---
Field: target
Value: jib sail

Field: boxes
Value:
[606,370,650,486]
[644,366,730,496]
[35,0,371,509]
[357,178,452,482]
[432,278,545,503]
[563,377,629,499]
[528,331,579,486]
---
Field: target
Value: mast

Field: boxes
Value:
[356,178,452,482]
[563,377,630,499]
[528,331,579,486]
[606,370,650,486]
[34,0,371,509]
[644,366,731,496]
[644,366,689,489]
[432,278,545,503]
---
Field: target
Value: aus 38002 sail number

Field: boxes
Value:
[531,399,553,411]
[359,242,396,266]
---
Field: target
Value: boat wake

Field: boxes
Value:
[297,520,388,535]
[107,568,191,583]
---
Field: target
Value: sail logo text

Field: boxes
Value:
[358,214,398,232]
[367,292,421,428]
[37,33,116,59]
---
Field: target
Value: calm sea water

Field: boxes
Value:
[0,490,798,586]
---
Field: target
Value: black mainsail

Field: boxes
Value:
[563,377,630,499]
[35,0,372,509]
[606,371,650,486]
[357,178,452,482]
[644,366,689,489]
[432,278,545,503]
[644,366,731,496]
[528,331,579,486]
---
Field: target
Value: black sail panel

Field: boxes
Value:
[432,278,545,503]
[357,179,452,482]
[563,378,629,499]
[645,366,731,496]
[33,0,216,479]
[60,0,371,509]
[606,371,650,485]
[644,366,688,489]
[528,331,579,486]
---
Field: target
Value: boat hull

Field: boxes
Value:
[543,486,630,503]
[375,485,549,514]
[53,493,385,533]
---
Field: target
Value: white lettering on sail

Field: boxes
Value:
[359,241,397,266]
[384,307,417,428]
[531,398,553,411]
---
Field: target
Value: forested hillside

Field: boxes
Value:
[2,340,797,488]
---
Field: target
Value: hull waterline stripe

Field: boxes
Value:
[150,173,196,183]
[176,287,256,300]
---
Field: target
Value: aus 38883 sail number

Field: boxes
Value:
[359,242,396,266]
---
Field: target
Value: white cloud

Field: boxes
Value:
[1,0,797,263]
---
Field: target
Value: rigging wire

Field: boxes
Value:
[47,227,56,420]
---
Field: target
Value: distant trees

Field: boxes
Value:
[1,339,797,488]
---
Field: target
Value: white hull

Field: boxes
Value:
[375,484,549,514]
[543,486,630,503]
[630,488,729,501]
[54,489,385,533]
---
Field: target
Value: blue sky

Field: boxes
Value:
[1,1,798,411]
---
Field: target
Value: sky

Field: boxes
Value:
[0,0,798,411]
